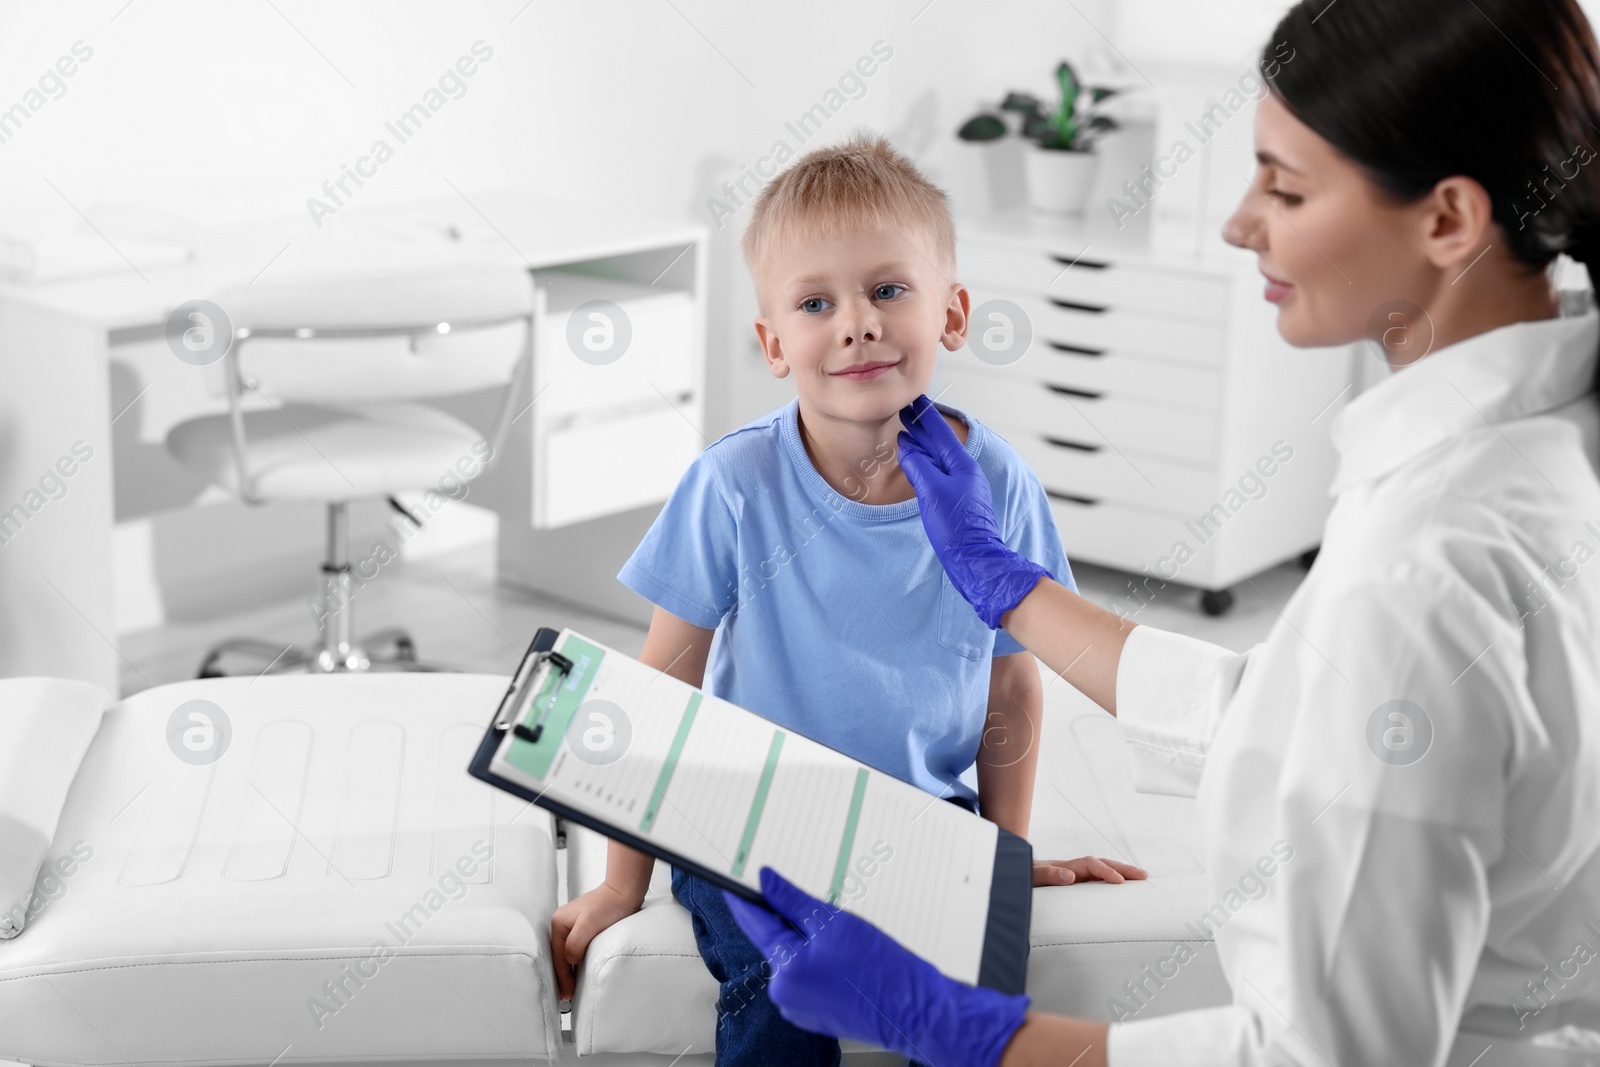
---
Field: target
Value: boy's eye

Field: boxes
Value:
[874,283,906,300]
[800,296,832,314]
[1266,188,1302,206]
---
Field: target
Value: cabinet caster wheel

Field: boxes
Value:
[1298,546,1320,570]
[1200,589,1235,617]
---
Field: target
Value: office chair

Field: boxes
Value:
[165,263,532,676]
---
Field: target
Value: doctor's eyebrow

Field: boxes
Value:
[1256,150,1303,174]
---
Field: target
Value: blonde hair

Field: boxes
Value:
[740,132,957,308]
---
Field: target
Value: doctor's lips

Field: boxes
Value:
[1261,269,1294,303]
[830,358,901,381]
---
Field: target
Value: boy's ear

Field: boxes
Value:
[754,316,790,378]
[940,283,972,352]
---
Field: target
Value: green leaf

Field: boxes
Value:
[1055,59,1081,98]
[1055,61,1080,114]
[1056,116,1078,147]
[957,114,1008,142]
[1052,61,1082,148]
[1021,112,1053,141]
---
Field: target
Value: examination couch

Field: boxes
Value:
[0,672,1228,1065]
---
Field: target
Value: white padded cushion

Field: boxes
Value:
[564,830,714,1055]
[0,678,109,940]
[166,401,483,502]
[0,674,563,1067]
[563,676,1231,1055]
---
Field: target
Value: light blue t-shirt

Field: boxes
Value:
[617,398,1074,805]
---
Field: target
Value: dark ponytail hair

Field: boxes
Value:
[1262,0,1600,323]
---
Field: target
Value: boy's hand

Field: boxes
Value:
[548,881,645,1000]
[1032,856,1148,886]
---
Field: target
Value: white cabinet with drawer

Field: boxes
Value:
[945,366,1219,463]
[538,403,703,528]
[961,242,1229,322]
[940,210,1356,614]
[537,272,697,421]
[528,271,699,530]
[468,208,708,626]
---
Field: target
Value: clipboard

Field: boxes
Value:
[468,626,1032,995]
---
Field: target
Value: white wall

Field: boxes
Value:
[1112,0,1600,65]
[1108,0,1290,67]
[0,0,1126,630]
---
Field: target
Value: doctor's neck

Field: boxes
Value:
[1402,246,1561,368]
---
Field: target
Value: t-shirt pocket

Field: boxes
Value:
[936,572,992,660]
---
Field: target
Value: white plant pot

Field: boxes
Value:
[952,138,1028,214]
[1024,145,1100,216]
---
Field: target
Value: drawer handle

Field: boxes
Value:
[1045,490,1100,506]
[1042,434,1101,453]
[1048,298,1109,314]
[1048,254,1108,270]
[1044,341,1106,357]
[1045,384,1102,401]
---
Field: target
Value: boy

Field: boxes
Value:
[548,133,1144,1065]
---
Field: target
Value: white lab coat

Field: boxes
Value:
[1106,312,1600,1067]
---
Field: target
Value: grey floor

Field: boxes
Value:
[119,539,1300,695]
[101,538,1301,1066]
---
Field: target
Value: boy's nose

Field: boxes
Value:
[840,304,881,346]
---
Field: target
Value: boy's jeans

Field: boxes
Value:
[671,863,843,1066]
[671,793,978,1067]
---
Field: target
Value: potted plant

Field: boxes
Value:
[959,62,1121,215]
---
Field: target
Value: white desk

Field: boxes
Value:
[0,193,707,693]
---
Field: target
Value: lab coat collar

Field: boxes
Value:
[1329,311,1600,495]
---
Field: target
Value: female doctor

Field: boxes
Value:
[721,0,1600,1063]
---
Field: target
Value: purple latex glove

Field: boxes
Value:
[897,394,1051,628]
[723,866,1030,1067]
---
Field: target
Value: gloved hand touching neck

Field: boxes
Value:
[896,394,1052,628]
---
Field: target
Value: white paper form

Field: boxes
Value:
[488,628,997,983]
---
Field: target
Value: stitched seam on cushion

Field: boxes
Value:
[8,952,555,1066]
[1030,939,1215,947]
[9,1052,547,1067]
[523,939,558,1062]
[0,949,540,983]
[584,950,618,1050]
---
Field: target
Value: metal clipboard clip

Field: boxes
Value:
[491,647,575,743]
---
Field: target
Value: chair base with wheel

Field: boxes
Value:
[193,500,446,678]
